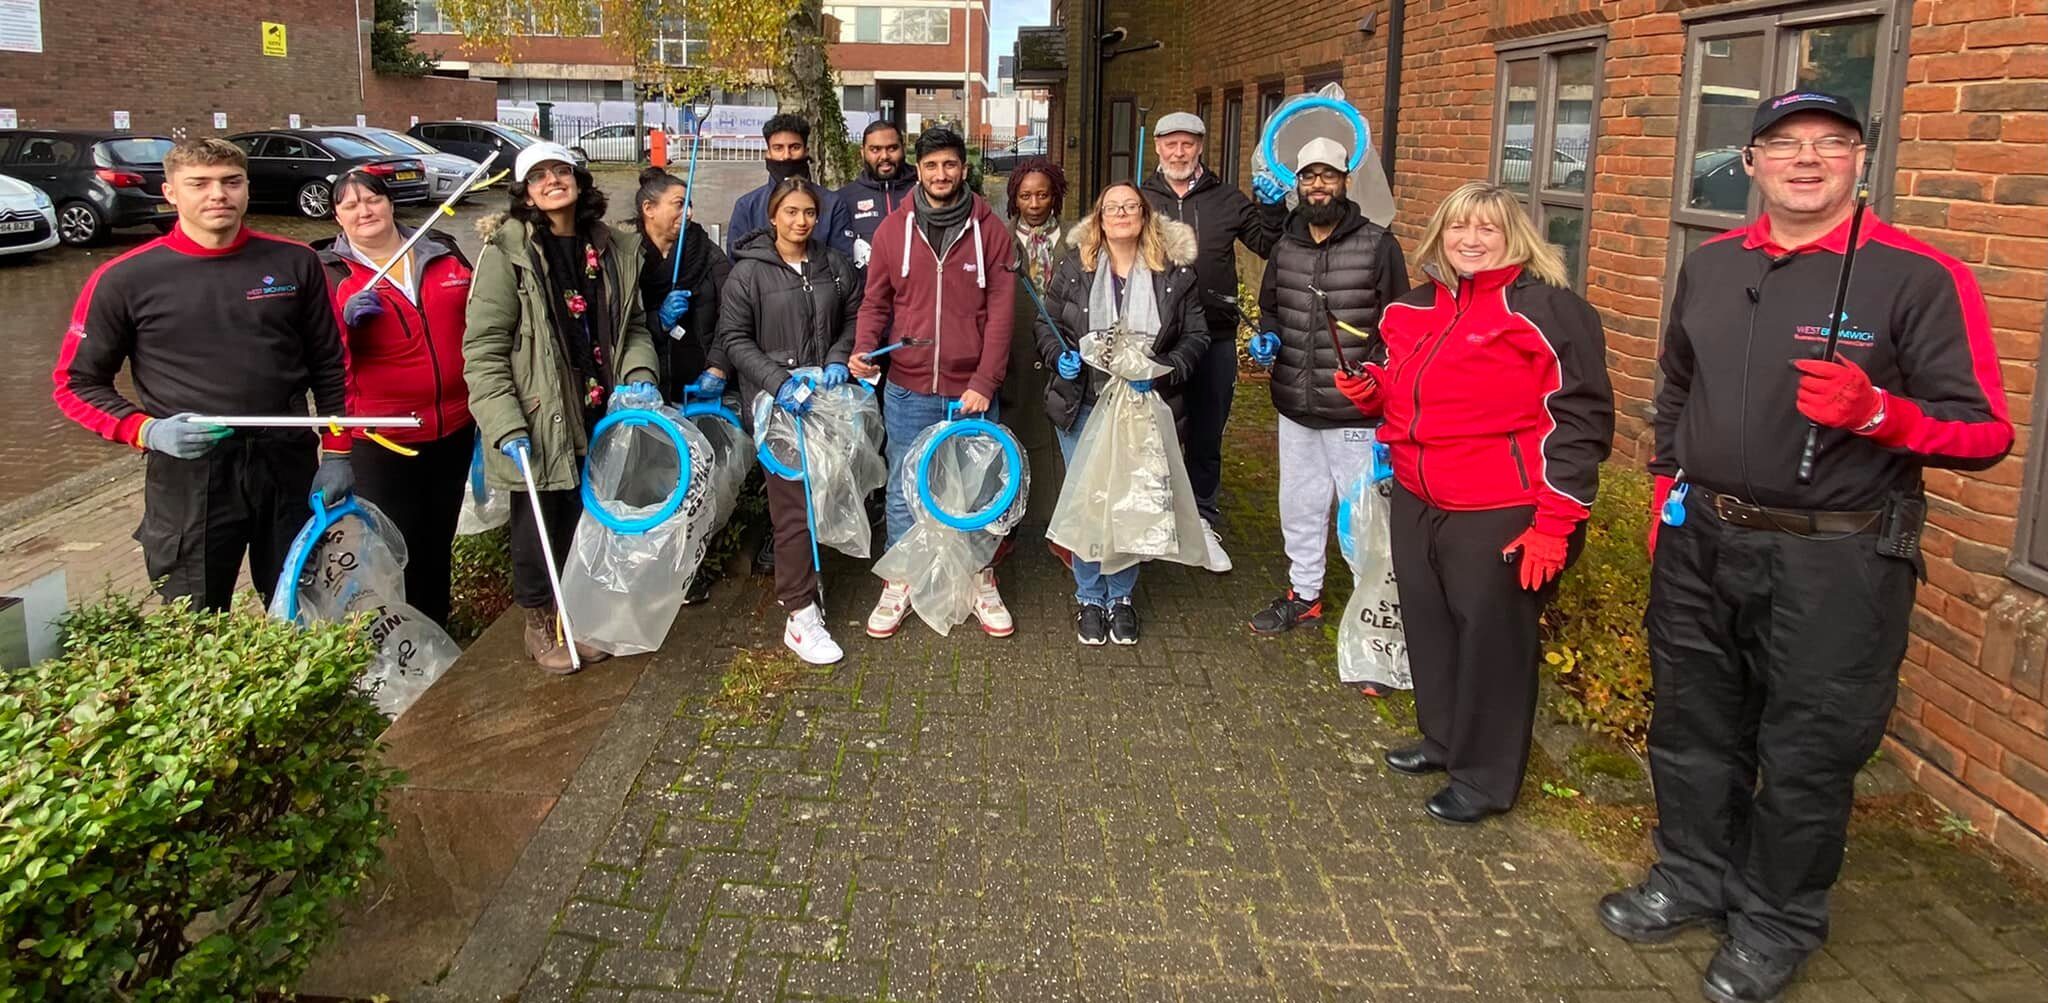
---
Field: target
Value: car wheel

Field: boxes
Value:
[57,201,104,246]
[297,180,335,219]
[1566,170,1586,188]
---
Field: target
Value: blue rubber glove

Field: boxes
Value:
[141,412,232,459]
[499,435,532,464]
[612,380,663,410]
[1129,379,1154,394]
[774,376,814,416]
[820,363,850,389]
[342,288,383,327]
[691,371,726,397]
[658,289,692,330]
[1056,350,1082,381]
[312,453,353,505]
[1247,332,1281,367]
[1252,168,1289,206]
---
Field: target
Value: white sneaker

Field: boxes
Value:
[1202,519,1233,574]
[783,605,844,665]
[866,581,912,638]
[972,569,1014,637]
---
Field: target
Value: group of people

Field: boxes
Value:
[52,86,2013,1003]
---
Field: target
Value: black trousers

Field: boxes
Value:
[1182,337,1238,525]
[1388,484,1581,811]
[1645,491,1913,961]
[508,487,583,610]
[137,433,316,611]
[764,474,821,612]
[352,427,474,627]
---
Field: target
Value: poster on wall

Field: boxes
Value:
[0,0,42,54]
[288,113,302,129]
[214,112,228,129]
[262,21,287,58]
[0,109,16,129]
[112,111,130,131]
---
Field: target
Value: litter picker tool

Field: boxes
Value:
[187,414,425,456]
[1005,260,1073,350]
[1796,115,1883,486]
[363,150,500,293]
[1134,106,1152,179]
[1310,285,1368,377]
[789,380,826,604]
[512,441,581,671]
[862,337,931,359]
[670,99,711,292]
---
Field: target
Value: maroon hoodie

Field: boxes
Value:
[853,194,1016,399]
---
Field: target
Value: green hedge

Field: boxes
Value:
[448,527,513,645]
[0,594,399,1000]
[1542,465,1655,750]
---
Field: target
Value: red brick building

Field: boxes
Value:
[0,2,492,135]
[1026,0,2048,870]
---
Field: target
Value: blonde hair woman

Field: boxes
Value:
[1337,181,1615,824]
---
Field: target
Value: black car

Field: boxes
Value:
[225,130,430,219]
[407,120,587,168]
[0,130,177,245]
[982,133,1049,175]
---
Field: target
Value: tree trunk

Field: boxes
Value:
[780,0,854,184]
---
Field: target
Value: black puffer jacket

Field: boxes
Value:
[630,221,732,400]
[1033,218,1209,432]
[1140,167,1287,345]
[1257,198,1408,428]
[716,230,862,419]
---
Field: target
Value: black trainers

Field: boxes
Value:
[680,568,716,605]
[753,535,775,575]
[1108,598,1139,645]
[1249,590,1322,634]
[1075,604,1109,646]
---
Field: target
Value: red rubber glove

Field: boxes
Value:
[1792,357,1883,430]
[1334,364,1384,416]
[1502,526,1569,591]
[1648,474,1674,555]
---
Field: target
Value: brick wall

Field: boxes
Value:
[1056,0,2048,871]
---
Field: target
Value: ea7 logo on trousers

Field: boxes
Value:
[1793,311,1874,347]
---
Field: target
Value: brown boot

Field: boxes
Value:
[572,639,612,665]
[524,607,580,675]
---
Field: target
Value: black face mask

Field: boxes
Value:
[766,158,812,184]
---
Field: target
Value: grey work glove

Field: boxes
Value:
[142,412,232,459]
[312,453,354,506]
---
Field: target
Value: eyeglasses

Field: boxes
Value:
[524,163,575,183]
[1750,136,1861,160]
[1100,202,1145,216]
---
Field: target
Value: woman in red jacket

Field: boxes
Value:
[1337,182,1615,825]
[315,170,476,627]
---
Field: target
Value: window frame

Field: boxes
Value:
[1220,90,1245,187]
[1488,30,1606,292]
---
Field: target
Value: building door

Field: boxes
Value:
[1106,97,1136,183]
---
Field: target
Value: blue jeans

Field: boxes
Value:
[1055,404,1139,606]
[882,382,1000,549]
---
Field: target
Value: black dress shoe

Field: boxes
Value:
[1596,883,1722,943]
[1424,785,1503,825]
[1383,745,1446,776]
[1702,940,1802,1003]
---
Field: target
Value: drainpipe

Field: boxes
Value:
[1087,0,1107,196]
[1380,0,1404,183]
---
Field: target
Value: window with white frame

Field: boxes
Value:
[1491,34,1603,291]
[409,1,603,36]
[824,5,952,45]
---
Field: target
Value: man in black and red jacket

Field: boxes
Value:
[1600,93,2012,1003]
[51,138,351,611]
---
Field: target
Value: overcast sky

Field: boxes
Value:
[988,0,1046,69]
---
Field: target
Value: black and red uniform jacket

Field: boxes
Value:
[52,224,350,452]
[1376,264,1616,537]
[1652,211,2012,510]
[314,228,474,446]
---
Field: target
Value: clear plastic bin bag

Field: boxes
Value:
[872,413,1029,635]
[750,368,888,560]
[456,437,510,535]
[1334,448,1410,689]
[561,401,716,656]
[676,398,757,592]
[271,496,461,718]
[1045,328,1206,574]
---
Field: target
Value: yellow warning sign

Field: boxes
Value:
[262,22,287,58]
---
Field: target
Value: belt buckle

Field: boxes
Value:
[1713,492,1740,523]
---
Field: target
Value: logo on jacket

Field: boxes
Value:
[857,198,875,212]
[1794,310,1874,347]
[246,273,299,300]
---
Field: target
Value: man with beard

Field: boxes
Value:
[835,120,916,276]
[1243,137,1408,636]
[1140,111,1289,574]
[726,113,855,256]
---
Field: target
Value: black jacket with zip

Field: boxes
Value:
[1032,218,1209,432]
[716,230,862,421]
[1258,198,1409,428]
[1140,166,1287,345]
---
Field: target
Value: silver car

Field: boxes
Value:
[316,125,484,202]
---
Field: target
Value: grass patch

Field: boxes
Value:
[707,647,804,725]
[1567,741,1646,782]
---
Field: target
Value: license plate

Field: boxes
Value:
[396,171,420,181]
[0,220,32,234]
[153,202,175,214]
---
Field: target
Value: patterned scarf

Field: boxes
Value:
[1015,218,1061,287]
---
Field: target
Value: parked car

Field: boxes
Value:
[315,125,484,202]
[1499,145,1587,190]
[0,130,176,245]
[568,123,685,164]
[1689,148,1749,213]
[982,134,1049,175]
[225,130,430,218]
[0,175,58,259]
[407,120,588,171]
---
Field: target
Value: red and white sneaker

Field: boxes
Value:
[972,569,1014,637]
[865,581,912,638]
[783,604,844,665]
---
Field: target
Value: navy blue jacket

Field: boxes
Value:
[726,177,856,259]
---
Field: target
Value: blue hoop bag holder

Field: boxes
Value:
[456,436,510,535]
[559,399,715,656]
[751,367,888,561]
[1332,438,1410,689]
[872,402,1030,635]
[271,492,462,718]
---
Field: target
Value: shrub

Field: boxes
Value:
[0,593,400,1000]
[447,527,512,645]
[1542,464,1655,750]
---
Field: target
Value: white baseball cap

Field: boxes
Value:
[1295,137,1350,174]
[514,141,581,183]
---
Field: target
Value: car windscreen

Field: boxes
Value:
[369,130,437,155]
[103,138,175,167]
[320,136,388,159]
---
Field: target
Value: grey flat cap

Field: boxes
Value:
[1154,112,1206,137]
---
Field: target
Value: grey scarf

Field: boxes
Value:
[913,186,972,255]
